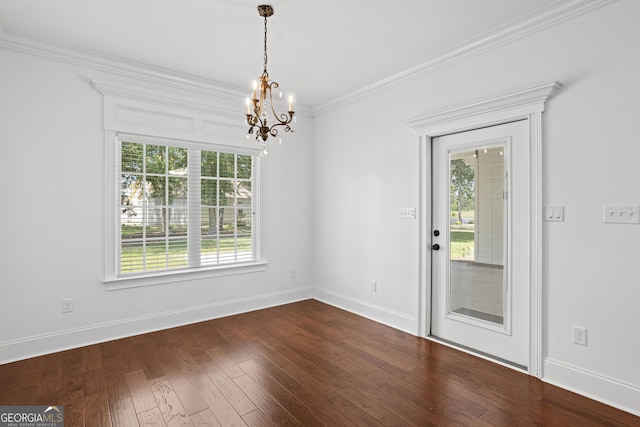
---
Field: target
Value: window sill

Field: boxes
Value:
[103,261,268,291]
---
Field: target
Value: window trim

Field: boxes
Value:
[103,261,268,291]
[104,131,267,289]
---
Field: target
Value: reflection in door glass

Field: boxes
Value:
[449,146,505,325]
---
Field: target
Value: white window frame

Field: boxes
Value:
[105,132,266,289]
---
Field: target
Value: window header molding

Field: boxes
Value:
[92,79,254,150]
[91,79,239,118]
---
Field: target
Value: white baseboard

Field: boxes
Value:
[543,357,640,417]
[0,286,313,365]
[312,286,418,335]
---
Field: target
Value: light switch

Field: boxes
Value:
[399,208,416,219]
[603,205,640,224]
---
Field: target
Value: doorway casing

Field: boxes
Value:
[405,81,561,377]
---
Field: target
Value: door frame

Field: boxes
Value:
[406,81,561,377]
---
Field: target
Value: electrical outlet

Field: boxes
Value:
[62,298,74,313]
[572,326,587,346]
[371,280,377,292]
[545,206,564,222]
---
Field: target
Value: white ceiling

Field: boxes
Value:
[0,0,564,108]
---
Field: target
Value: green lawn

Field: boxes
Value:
[450,229,474,259]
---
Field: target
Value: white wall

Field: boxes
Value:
[0,46,313,363]
[312,0,640,415]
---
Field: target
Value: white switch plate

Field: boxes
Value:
[544,206,564,222]
[62,298,74,313]
[399,208,416,219]
[603,205,640,224]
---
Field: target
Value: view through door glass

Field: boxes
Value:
[449,146,505,325]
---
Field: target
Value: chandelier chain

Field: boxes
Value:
[263,14,268,75]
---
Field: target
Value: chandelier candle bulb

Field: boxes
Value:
[288,95,293,112]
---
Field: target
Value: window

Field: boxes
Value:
[116,135,261,278]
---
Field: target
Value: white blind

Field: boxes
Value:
[117,135,260,277]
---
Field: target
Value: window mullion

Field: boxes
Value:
[165,146,170,270]
[142,144,148,271]
[233,155,238,262]
[188,150,201,268]
[216,154,221,264]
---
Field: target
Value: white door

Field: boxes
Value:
[431,120,529,368]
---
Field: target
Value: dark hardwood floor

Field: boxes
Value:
[0,300,637,426]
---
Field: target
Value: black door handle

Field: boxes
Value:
[432,244,440,251]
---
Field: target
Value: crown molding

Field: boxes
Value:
[0,29,313,117]
[0,0,613,117]
[312,0,617,117]
[0,29,243,102]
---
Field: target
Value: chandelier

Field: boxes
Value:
[245,4,295,155]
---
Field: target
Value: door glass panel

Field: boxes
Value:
[449,146,505,325]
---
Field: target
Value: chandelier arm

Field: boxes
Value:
[270,121,294,134]
[277,113,294,124]
[268,82,282,122]
[267,82,294,126]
